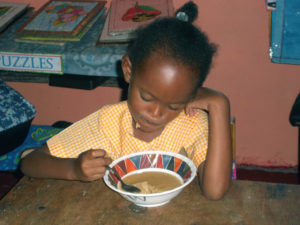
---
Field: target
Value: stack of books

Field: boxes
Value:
[97,0,174,45]
[0,2,28,33]
[15,0,106,45]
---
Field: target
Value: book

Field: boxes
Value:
[0,8,126,76]
[16,0,106,38]
[108,0,174,36]
[14,37,67,46]
[16,7,106,43]
[97,12,134,45]
[0,2,28,33]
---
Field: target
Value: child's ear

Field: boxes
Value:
[121,55,132,83]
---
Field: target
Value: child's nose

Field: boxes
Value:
[150,102,164,117]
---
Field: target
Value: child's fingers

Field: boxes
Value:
[91,156,112,167]
[81,149,112,164]
[82,149,106,160]
[86,157,112,178]
[93,149,106,157]
[185,103,200,116]
[84,164,106,175]
[83,152,112,168]
[75,154,112,181]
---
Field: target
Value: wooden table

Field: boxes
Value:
[1,177,299,225]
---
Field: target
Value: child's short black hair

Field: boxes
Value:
[127,1,217,86]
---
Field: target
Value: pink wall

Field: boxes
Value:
[6,0,300,168]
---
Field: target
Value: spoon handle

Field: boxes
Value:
[105,165,141,193]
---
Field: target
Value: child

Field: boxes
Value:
[20,2,232,200]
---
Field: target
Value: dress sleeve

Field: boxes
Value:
[184,111,208,168]
[47,109,108,158]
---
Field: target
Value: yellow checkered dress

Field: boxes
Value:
[47,101,208,168]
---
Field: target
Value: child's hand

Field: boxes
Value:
[74,149,112,182]
[185,87,230,116]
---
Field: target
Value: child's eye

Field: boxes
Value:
[140,93,152,102]
[168,105,183,111]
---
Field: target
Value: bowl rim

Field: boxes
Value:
[103,150,197,197]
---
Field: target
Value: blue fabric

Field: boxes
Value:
[0,79,36,132]
[0,125,63,171]
[270,0,300,64]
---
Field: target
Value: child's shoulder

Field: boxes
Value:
[173,110,208,130]
[101,101,127,111]
[97,101,129,132]
[99,101,128,118]
[179,110,208,123]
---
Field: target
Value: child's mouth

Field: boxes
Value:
[138,116,161,128]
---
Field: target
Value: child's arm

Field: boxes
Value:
[20,145,112,181]
[185,87,232,200]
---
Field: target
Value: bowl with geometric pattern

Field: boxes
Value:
[103,151,197,207]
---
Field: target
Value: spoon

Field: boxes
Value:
[105,166,141,193]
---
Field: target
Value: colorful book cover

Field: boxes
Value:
[16,0,106,37]
[16,7,105,43]
[97,12,134,45]
[0,2,28,32]
[108,0,174,36]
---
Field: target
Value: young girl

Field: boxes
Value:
[20,2,232,200]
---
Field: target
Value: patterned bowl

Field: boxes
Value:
[103,151,197,207]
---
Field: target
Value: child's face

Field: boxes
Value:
[123,53,198,135]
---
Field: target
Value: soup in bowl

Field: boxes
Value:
[103,151,197,207]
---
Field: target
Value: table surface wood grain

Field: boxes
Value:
[1,176,299,225]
